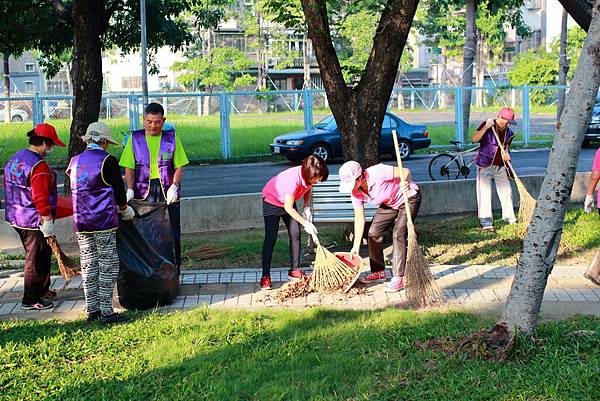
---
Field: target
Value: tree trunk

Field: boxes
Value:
[557,8,569,121]
[475,33,484,108]
[558,0,593,32]
[499,0,600,335]
[461,0,477,140]
[439,51,447,110]
[300,0,419,167]
[303,34,311,89]
[3,54,10,123]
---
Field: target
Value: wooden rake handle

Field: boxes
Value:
[392,130,415,226]
[491,125,518,179]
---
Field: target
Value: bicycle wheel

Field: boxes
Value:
[428,153,461,181]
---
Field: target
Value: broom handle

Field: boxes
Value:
[311,233,321,248]
[392,130,414,225]
[491,125,519,180]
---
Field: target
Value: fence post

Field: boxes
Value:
[33,93,43,124]
[410,91,415,109]
[197,95,202,116]
[522,85,530,147]
[106,97,112,119]
[127,91,140,131]
[219,92,232,159]
[303,89,313,130]
[455,87,463,142]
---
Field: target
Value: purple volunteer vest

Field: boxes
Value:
[67,148,119,233]
[131,129,180,200]
[4,149,57,229]
[476,125,515,168]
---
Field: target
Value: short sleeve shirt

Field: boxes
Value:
[350,163,418,210]
[119,131,189,179]
[262,166,312,207]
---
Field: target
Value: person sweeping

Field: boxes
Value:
[337,160,421,292]
[67,122,134,324]
[3,124,67,310]
[260,155,328,290]
[472,107,517,231]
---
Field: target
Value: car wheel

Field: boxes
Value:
[311,143,331,161]
[11,115,23,122]
[397,139,412,160]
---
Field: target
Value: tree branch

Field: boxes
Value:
[52,0,73,25]
[557,0,593,32]
[102,0,124,33]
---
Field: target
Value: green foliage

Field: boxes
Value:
[172,48,255,92]
[508,49,559,104]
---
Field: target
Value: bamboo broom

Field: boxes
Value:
[47,236,80,280]
[308,234,358,292]
[392,130,443,307]
[491,126,536,230]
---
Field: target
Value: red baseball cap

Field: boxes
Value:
[498,107,517,125]
[32,123,65,147]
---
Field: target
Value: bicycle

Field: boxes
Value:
[428,140,480,181]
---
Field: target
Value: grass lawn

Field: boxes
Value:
[179,208,600,269]
[1,308,599,400]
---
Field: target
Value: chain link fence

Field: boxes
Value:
[0,86,567,167]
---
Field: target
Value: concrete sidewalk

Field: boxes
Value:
[1,264,599,321]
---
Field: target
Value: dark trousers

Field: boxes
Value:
[147,179,181,269]
[368,191,421,277]
[14,228,51,304]
[261,200,301,277]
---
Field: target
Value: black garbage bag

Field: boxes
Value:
[116,201,180,310]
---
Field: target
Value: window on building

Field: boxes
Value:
[158,75,169,89]
[267,78,287,91]
[121,76,142,89]
[47,80,69,94]
[25,63,35,72]
[24,81,35,92]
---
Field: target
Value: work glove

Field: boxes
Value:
[126,188,135,203]
[584,194,595,214]
[166,184,179,205]
[485,118,495,130]
[120,205,135,221]
[39,220,54,237]
[302,206,312,222]
[302,220,318,236]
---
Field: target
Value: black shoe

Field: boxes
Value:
[100,313,128,324]
[86,311,101,322]
[21,299,54,310]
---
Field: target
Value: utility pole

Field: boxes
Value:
[140,0,149,109]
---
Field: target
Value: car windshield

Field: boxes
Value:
[313,115,337,130]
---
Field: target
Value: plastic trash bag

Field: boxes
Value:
[116,200,180,310]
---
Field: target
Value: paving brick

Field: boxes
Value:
[564,289,586,302]
[184,296,200,307]
[198,295,212,306]
[479,289,500,302]
[493,289,510,301]
[54,300,76,313]
[578,289,600,302]
[466,289,485,303]
[170,296,186,309]
[442,289,456,301]
[210,294,225,306]
[0,302,18,315]
[543,290,559,302]
[219,273,232,284]
[453,289,469,302]
[553,289,573,301]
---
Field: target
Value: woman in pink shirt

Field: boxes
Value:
[584,148,600,214]
[338,161,421,292]
[260,156,329,290]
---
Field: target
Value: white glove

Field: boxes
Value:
[40,220,54,237]
[302,221,318,236]
[302,206,312,222]
[120,205,135,221]
[485,118,495,129]
[584,194,595,214]
[166,184,179,205]
[126,188,134,203]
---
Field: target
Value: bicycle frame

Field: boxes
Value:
[452,144,480,169]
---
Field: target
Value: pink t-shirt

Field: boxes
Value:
[593,148,600,205]
[262,166,312,207]
[351,163,419,210]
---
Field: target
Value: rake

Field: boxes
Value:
[491,126,536,232]
[47,235,80,280]
[392,130,443,307]
[308,234,358,292]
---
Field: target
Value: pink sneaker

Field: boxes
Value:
[260,275,272,290]
[288,268,306,280]
[358,270,386,284]
[384,277,405,292]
